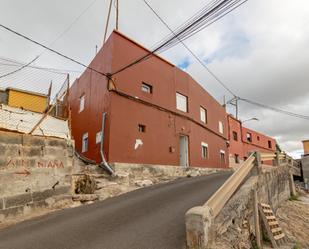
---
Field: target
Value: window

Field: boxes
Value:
[219,121,224,134]
[201,142,208,159]
[96,131,102,144]
[233,131,238,141]
[176,92,188,112]
[200,106,207,123]
[79,94,85,113]
[138,124,146,133]
[246,132,252,142]
[268,140,272,149]
[257,136,260,141]
[235,154,240,164]
[220,150,225,163]
[141,82,152,93]
[82,133,88,152]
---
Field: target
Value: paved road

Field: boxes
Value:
[0,172,231,249]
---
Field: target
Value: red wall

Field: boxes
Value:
[227,115,276,165]
[69,31,229,168]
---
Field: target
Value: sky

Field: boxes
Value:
[0,0,308,158]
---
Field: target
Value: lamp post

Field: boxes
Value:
[242,117,259,123]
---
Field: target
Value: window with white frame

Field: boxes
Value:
[96,131,102,144]
[82,133,88,152]
[201,142,208,159]
[141,82,153,94]
[176,92,188,112]
[79,94,85,113]
[220,150,225,163]
[200,106,207,123]
[219,121,224,134]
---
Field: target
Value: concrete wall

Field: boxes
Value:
[209,166,291,248]
[301,155,309,183]
[0,90,7,104]
[0,130,74,219]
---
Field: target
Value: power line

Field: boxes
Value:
[142,0,237,97]
[0,56,82,74]
[0,23,110,78]
[37,0,99,60]
[111,0,248,76]
[0,56,39,79]
[239,98,309,121]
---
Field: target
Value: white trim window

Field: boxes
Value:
[201,142,209,159]
[82,133,88,152]
[220,150,225,163]
[219,121,224,134]
[200,106,207,123]
[96,131,102,144]
[141,82,153,93]
[79,94,85,113]
[176,92,188,112]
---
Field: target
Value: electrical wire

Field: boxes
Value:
[0,56,39,79]
[142,0,237,97]
[239,98,309,121]
[0,23,110,78]
[0,56,82,74]
[111,0,248,76]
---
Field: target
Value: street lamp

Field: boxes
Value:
[242,117,259,123]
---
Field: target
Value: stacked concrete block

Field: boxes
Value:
[0,130,74,219]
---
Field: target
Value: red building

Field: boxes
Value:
[227,115,276,166]
[69,31,229,168]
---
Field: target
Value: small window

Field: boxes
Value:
[138,124,146,133]
[219,121,224,134]
[268,140,272,149]
[79,94,85,113]
[201,142,208,159]
[257,136,260,141]
[141,82,152,93]
[200,106,207,123]
[176,92,188,112]
[82,133,88,152]
[246,132,252,142]
[244,156,248,161]
[96,131,102,144]
[235,154,240,164]
[233,131,238,141]
[220,150,225,163]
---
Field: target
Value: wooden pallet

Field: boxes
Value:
[259,203,287,248]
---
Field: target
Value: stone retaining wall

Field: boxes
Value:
[209,166,291,248]
[0,130,74,220]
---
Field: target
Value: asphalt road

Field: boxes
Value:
[0,172,231,249]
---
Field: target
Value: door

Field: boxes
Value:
[179,135,189,167]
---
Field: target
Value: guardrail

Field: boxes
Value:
[185,150,299,248]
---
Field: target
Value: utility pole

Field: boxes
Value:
[103,0,113,44]
[227,96,239,120]
[116,0,119,30]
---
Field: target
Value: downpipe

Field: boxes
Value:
[100,112,116,176]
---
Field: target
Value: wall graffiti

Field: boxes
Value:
[5,159,65,169]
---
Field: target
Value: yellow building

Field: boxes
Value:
[303,140,309,155]
[7,88,48,113]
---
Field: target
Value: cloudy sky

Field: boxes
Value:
[0,0,308,157]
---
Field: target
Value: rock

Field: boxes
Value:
[186,170,201,178]
[135,179,153,187]
[72,194,99,202]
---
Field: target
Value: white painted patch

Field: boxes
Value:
[134,139,143,150]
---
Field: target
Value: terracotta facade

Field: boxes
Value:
[69,31,229,168]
